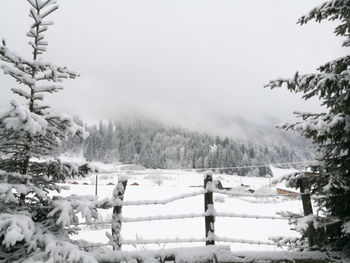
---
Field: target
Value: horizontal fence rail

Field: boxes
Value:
[77,169,316,253]
[109,187,306,207]
[114,189,207,206]
[78,236,289,248]
[78,211,291,226]
[210,188,303,197]
[121,235,278,246]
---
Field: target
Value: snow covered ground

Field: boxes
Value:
[58,161,302,252]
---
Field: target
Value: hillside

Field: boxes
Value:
[60,117,314,175]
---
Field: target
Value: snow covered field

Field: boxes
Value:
[58,162,302,252]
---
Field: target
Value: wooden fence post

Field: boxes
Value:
[112,177,128,250]
[298,175,316,248]
[204,170,215,246]
[95,173,98,196]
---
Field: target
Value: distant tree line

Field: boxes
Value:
[59,119,313,176]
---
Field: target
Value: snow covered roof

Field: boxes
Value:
[269,166,299,192]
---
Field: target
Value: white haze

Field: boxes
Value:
[0,0,348,138]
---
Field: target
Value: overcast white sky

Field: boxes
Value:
[0,0,348,130]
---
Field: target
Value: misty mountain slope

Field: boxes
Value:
[208,115,312,150]
[60,117,314,175]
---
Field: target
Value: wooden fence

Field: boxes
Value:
[80,170,316,253]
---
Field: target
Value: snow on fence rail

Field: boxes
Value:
[111,191,304,207]
[210,187,303,197]
[120,211,291,222]
[120,235,276,246]
[78,211,290,226]
[78,170,315,251]
[114,189,207,206]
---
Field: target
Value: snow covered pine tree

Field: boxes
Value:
[0,1,101,262]
[266,0,350,259]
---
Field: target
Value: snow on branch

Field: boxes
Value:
[45,111,88,139]
[318,55,350,73]
[270,171,300,185]
[0,44,32,66]
[40,5,59,20]
[10,88,31,100]
[48,195,99,227]
[1,100,48,136]
[269,236,302,249]
[281,112,349,137]
[27,1,59,56]
[34,85,63,93]
[0,213,97,263]
[48,199,75,226]
[342,220,350,235]
[1,64,36,86]
[35,65,79,82]
[37,0,56,10]
[27,230,97,263]
[0,212,35,248]
[29,8,42,26]
[27,0,38,9]
[0,1,94,261]
[0,182,49,205]
[296,214,315,233]
[276,211,316,236]
[298,0,350,46]
[0,170,31,181]
[265,63,350,104]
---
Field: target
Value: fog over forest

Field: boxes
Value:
[0,0,346,135]
[60,117,314,173]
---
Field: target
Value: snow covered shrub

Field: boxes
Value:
[266,0,350,257]
[0,1,101,262]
